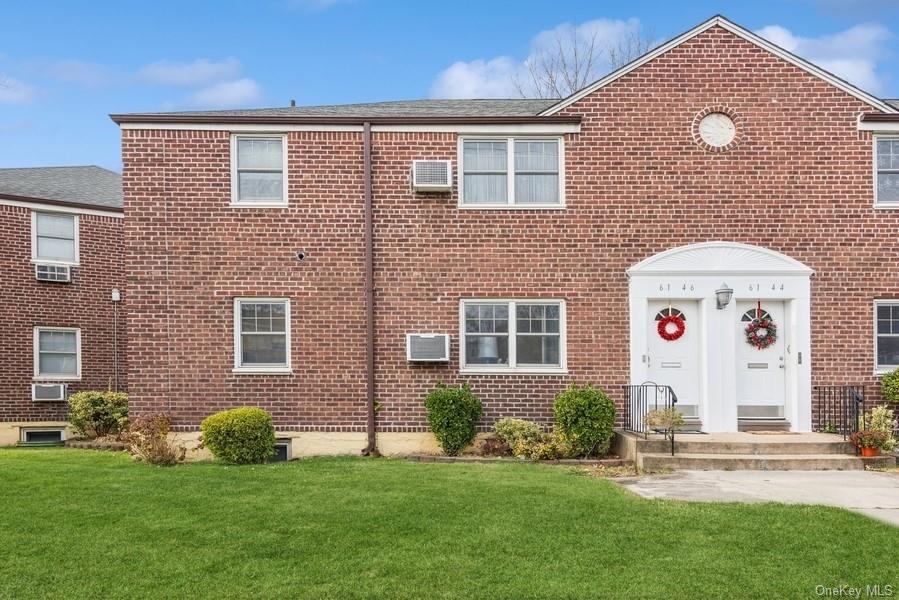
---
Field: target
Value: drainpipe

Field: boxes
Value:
[362,121,378,456]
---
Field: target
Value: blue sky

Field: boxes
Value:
[1,0,898,170]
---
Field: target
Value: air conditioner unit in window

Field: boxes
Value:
[411,160,452,192]
[32,383,68,401]
[406,333,451,362]
[35,264,72,283]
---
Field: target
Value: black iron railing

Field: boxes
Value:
[623,382,679,455]
[813,385,865,454]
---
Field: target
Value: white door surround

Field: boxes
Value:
[627,242,813,432]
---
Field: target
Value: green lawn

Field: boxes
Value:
[0,449,896,599]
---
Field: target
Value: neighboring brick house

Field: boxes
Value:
[113,16,899,457]
[0,166,125,446]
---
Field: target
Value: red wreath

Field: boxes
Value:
[657,315,686,341]
[745,318,777,350]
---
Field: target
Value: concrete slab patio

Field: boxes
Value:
[617,469,899,527]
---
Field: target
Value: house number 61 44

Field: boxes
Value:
[748,283,784,291]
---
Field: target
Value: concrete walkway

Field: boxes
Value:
[617,470,899,527]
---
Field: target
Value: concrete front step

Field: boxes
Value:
[639,452,897,471]
[635,439,855,455]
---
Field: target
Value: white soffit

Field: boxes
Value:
[627,242,814,276]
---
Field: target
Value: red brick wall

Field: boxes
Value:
[122,25,899,434]
[0,204,125,422]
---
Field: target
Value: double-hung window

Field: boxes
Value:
[234,298,291,373]
[460,299,566,374]
[876,301,899,372]
[34,327,81,380]
[460,138,563,207]
[876,138,899,207]
[231,134,287,206]
[32,212,78,265]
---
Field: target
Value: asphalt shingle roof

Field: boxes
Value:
[120,99,558,119]
[0,166,122,209]
[887,99,899,110]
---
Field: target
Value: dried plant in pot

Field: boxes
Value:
[849,429,889,457]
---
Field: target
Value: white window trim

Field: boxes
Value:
[33,327,82,381]
[458,136,565,210]
[31,211,80,266]
[233,297,292,374]
[230,133,289,208]
[874,136,899,209]
[459,298,567,375]
[874,300,899,374]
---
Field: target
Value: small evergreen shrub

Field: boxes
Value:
[424,382,483,456]
[882,368,899,404]
[494,418,543,451]
[553,383,616,457]
[121,414,186,466]
[67,391,129,438]
[200,407,276,464]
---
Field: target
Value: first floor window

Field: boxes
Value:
[232,135,286,205]
[33,212,78,264]
[461,299,565,372]
[34,327,80,379]
[876,301,899,371]
[234,298,291,372]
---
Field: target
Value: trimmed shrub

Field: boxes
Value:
[494,418,543,452]
[68,391,129,438]
[424,382,483,456]
[200,407,276,464]
[553,383,616,457]
[519,432,574,461]
[121,414,186,466]
[882,368,899,404]
[865,405,897,452]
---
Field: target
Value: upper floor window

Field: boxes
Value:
[233,298,291,373]
[459,138,563,208]
[876,138,899,207]
[231,134,287,207]
[876,301,899,372]
[32,212,78,265]
[34,327,81,380]
[460,299,566,374]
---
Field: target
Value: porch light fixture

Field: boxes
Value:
[715,283,734,310]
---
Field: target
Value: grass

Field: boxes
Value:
[0,449,896,600]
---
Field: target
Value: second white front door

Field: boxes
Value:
[735,300,786,419]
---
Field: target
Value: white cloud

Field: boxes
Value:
[756,23,892,93]
[430,18,645,99]
[136,58,242,87]
[43,60,112,88]
[0,76,35,103]
[186,78,263,108]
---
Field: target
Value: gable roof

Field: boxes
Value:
[539,15,898,116]
[888,100,899,110]
[0,166,122,211]
[111,99,557,123]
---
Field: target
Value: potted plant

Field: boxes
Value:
[850,429,889,457]
[644,408,685,440]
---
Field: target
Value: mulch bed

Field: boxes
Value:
[65,439,127,452]
[406,454,630,467]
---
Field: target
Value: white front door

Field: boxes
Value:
[647,300,700,420]
[735,300,786,419]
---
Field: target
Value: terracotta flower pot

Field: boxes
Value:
[860,446,879,457]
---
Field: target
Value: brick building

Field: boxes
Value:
[0,166,125,445]
[113,16,899,456]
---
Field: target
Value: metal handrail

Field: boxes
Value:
[813,385,865,455]
[623,381,679,455]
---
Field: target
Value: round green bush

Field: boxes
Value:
[553,383,616,457]
[200,407,276,464]
[424,382,483,456]
[68,391,129,438]
[882,368,899,404]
